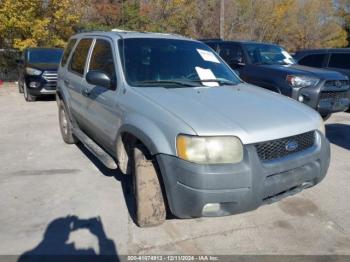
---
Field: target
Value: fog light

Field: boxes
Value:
[202,203,220,215]
[298,95,304,102]
[29,82,40,88]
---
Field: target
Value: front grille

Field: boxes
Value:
[255,131,316,161]
[42,71,58,87]
[324,80,349,88]
[320,91,349,100]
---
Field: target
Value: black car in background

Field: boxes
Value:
[17,48,63,102]
[294,48,350,79]
[202,40,350,119]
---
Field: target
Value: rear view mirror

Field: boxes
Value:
[86,70,112,89]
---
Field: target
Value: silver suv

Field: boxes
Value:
[57,31,330,227]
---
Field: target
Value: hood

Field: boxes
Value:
[27,63,59,71]
[259,64,347,80]
[135,83,322,144]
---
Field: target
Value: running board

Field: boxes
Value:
[73,128,118,170]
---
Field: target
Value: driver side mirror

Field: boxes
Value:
[86,70,114,89]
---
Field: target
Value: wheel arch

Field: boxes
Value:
[115,122,174,175]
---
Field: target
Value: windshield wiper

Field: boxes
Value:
[188,79,238,86]
[134,80,198,87]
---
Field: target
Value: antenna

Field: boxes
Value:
[121,0,125,30]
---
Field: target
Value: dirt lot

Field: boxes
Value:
[0,82,350,257]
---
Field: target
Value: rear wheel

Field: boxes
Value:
[23,84,36,102]
[18,81,23,93]
[59,100,77,144]
[133,144,166,227]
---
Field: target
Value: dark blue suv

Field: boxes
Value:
[18,48,63,102]
[203,40,350,119]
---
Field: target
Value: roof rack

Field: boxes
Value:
[111,28,136,33]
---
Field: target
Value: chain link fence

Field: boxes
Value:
[0,49,20,81]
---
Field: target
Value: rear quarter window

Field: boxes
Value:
[69,38,93,75]
[328,53,350,69]
[298,54,326,67]
[61,39,77,67]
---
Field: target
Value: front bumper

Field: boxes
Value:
[157,131,330,218]
[291,80,350,115]
[25,73,57,96]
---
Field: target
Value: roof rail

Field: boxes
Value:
[111,28,136,33]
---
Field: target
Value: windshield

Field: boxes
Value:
[118,38,241,87]
[27,49,63,64]
[245,44,295,65]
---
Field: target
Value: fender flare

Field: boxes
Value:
[115,119,175,175]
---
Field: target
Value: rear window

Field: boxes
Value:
[27,49,63,64]
[69,38,93,75]
[61,39,77,67]
[298,54,326,67]
[329,53,350,69]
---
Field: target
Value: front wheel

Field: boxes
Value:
[23,84,36,102]
[133,144,166,227]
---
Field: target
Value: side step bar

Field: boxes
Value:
[73,128,118,170]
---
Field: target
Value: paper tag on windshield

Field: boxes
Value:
[282,50,294,64]
[195,66,219,87]
[197,49,220,64]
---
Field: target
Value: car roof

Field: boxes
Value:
[202,40,280,46]
[295,48,350,54]
[26,47,63,51]
[71,30,192,41]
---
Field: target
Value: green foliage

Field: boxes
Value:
[0,0,349,51]
[0,0,83,50]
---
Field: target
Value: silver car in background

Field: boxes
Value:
[56,31,330,227]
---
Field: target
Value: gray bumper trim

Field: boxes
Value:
[156,131,330,218]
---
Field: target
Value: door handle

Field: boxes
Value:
[82,88,91,97]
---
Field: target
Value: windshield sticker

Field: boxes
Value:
[282,50,294,64]
[195,66,219,87]
[197,49,221,64]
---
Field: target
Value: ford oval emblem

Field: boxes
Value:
[285,140,298,152]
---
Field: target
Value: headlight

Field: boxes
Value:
[26,67,42,76]
[318,120,325,135]
[286,75,320,88]
[176,135,243,164]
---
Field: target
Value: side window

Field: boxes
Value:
[217,44,244,65]
[69,38,93,75]
[89,39,116,80]
[61,39,77,67]
[206,43,218,52]
[329,53,350,69]
[298,54,326,67]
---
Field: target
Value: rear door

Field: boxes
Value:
[297,53,327,68]
[326,53,350,79]
[82,37,121,153]
[65,38,93,130]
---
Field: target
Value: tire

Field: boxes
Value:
[59,100,77,144]
[18,81,23,93]
[133,144,166,227]
[23,84,36,102]
[322,114,331,121]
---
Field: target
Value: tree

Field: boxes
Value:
[0,0,83,50]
